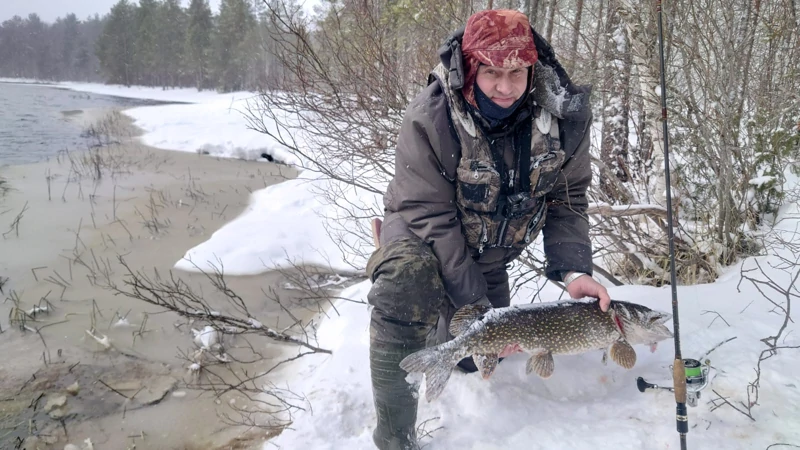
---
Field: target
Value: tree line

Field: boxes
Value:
[0,0,292,92]
[0,13,105,82]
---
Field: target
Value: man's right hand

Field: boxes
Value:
[499,343,523,358]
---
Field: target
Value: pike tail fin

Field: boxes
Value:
[399,346,457,402]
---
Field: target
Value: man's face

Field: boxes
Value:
[475,65,530,108]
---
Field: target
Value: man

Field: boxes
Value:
[365,9,610,450]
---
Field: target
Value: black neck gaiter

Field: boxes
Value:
[474,82,527,124]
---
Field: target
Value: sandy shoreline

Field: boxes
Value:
[0,107,342,449]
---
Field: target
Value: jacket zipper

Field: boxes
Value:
[524,201,546,243]
[531,151,557,170]
[496,217,509,247]
[494,152,553,248]
[478,216,488,254]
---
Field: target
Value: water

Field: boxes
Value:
[0,82,165,166]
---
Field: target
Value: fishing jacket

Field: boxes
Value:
[379,27,595,308]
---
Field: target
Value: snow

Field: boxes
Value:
[258,160,799,448]
[52,81,800,450]
[175,169,372,274]
[749,175,776,187]
[266,196,800,450]
[122,97,301,165]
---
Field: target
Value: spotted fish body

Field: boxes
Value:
[399,298,673,402]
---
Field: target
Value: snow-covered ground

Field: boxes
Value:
[37,80,800,449]
[266,196,800,450]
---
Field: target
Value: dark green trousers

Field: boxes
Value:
[365,236,509,449]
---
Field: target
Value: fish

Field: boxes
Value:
[399,298,673,402]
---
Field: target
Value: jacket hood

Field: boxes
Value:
[433,24,593,122]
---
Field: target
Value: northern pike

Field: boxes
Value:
[399,298,673,402]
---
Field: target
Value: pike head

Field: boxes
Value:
[610,300,673,347]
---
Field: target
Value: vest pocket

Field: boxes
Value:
[496,199,547,249]
[530,148,566,196]
[460,212,488,253]
[456,158,501,212]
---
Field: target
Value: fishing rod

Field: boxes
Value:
[653,1,688,448]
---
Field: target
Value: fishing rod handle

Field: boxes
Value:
[673,359,689,434]
[673,359,687,403]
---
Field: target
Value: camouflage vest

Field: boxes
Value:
[431,63,566,254]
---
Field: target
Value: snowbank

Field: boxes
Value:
[174,169,375,274]
[122,97,301,165]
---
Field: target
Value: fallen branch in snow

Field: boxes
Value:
[708,389,755,421]
[700,310,731,328]
[738,249,798,349]
[586,185,719,286]
[93,255,329,435]
[586,203,668,218]
[103,255,331,355]
[743,344,800,418]
[416,416,444,448]
[699,336,737,360]
[766,444,800,449]
[263,250,366,321]
[730,230,799,419]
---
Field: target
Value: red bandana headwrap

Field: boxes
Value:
[461,9,539,108]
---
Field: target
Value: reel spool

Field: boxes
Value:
[637,358,710,407]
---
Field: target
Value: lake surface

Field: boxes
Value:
[0,82,165,166]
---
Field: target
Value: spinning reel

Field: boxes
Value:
[637,358,711,407]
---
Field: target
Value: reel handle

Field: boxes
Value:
[637,376,674,393]
[637,377,655,393]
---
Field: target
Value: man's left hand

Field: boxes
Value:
[565,272,611,312]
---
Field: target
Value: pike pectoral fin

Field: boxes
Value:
[449,304,491,336]
[526,350,554,379]
[473,353,499,380]
[609,340,637,369]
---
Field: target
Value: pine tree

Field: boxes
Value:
[59,14,81,80]
[96,0,137,85]
[135,0,161,85]
[157,0,188,87]
[185,0,214,90]
[213,0,256,92]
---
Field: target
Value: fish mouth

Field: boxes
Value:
[653,322,674,339]
[641,311,674,341]
[651,312,673,330]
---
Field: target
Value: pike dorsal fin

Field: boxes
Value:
[449,304,491,336]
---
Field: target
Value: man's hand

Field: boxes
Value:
[499,343,523,358]
[564,272,611,312]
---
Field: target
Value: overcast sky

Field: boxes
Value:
[1,0,223,23]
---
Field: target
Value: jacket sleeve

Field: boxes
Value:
[541,117,594,281]
[383,91,487,308]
